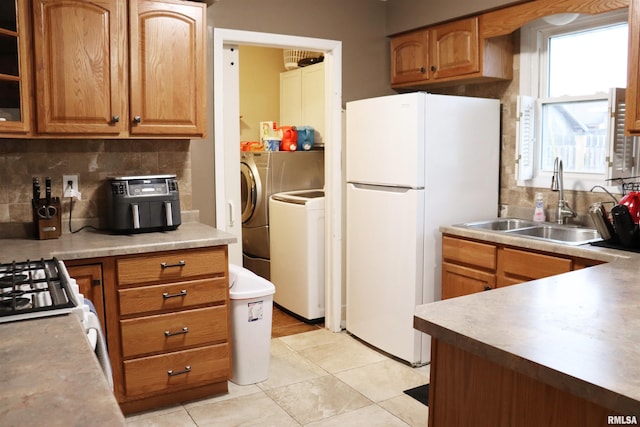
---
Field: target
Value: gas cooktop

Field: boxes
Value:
[0,258,79,323]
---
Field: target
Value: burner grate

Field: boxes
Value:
[0,258,76,320]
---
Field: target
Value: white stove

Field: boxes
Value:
[0,258,113,388]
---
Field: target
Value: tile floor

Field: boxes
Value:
[125,308,430,426]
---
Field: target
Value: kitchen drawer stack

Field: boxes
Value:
[115,247,231,414]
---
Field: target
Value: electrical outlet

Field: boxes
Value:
[63,175,78,198]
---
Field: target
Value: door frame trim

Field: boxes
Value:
[212,28,343,332]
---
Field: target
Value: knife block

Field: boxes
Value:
[33,197,62,240]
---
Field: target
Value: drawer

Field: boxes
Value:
[123,343,230,397]
[119,277,227,316]
[499,248,572,279]
[442,236,497,270]
[120,306,228,358]
[117,247,227,286]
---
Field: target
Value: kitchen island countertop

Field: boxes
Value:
[415,225,640,416]
[0,315,126,426]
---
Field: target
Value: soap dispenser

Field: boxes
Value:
[533,192,546,222]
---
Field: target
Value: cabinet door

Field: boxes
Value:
[0,0,32,134]
[65,263,106,329]
[301,63,325,145]
[32,0,127,134]
[390,29,430,85]
[497,248,572,287]
[442,262,495,299]
[626,0,640,134]
[430,17,479,80]
[280,69,302,126]
[129,0,206,136]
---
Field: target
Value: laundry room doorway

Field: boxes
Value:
[211,28,343,333]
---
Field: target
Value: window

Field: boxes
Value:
[517,10,637,190]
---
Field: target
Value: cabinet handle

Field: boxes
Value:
[164,326,189,337]
[430,65,437,72]
[484,286,492,291]
[92,279,101,286]
[161,260,186,269]
[163,289,188,299]
[167,365,191,377]
[420,67,426,73]
[133,115,142,124]
[111,115,120,123]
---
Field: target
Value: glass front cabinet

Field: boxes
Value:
[0,0,31,134]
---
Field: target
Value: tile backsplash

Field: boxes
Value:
[0,138,192,238]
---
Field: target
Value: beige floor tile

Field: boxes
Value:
[183,381,262,409]
[335,359,428,402]
[186,391,299,427]
[279,328,347,351]
[126,406,196,427]
[270,336,297,356]
[298,335,387,373]
[256,348,327,390]
[125,404,185,423]
[378,394,429,427]
[305,404,410,427]
[265,375,372,425]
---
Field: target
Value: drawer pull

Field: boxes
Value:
[161,260,186,269]
[162,289,188,299]
[164,326,189,337]
[167,365,191,377]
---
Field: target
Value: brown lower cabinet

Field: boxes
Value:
[428,338,614,427]
[64,245,231,414]
[441,234,604,299]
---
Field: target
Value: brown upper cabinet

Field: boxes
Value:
[31,0,206,138]
[626,0,640,134]
[0,0,32,134]
[390,17,513,88]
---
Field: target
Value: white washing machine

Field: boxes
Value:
[269,189,325,321]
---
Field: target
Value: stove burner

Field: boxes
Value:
[0,289,27,299]
[0,297,31,312]
[0,274,28,287]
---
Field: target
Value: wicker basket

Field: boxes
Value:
[283,49,318,70]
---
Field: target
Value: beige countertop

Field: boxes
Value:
[439,223,635,263]
[0,222,237,261]
[0,315,125,426]
[414,224,640,415]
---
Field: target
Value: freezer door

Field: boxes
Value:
[346,93,425,188]
[345,183,425,364]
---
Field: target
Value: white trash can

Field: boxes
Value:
[228,264,276,385]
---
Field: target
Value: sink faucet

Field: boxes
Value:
[550,157,577,224]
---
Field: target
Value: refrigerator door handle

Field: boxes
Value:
[349,182,418,193]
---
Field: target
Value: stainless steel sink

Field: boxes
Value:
[461,218,539,231]
[506,225,602,245]
[456,218,602,246]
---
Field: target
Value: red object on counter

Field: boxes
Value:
[620,191,640,223]
[278,126,298,151]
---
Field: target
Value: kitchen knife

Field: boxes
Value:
[32,177,40,207]
[45,176,51,206]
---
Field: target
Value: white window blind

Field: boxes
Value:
[608,87,639,180]
[516,95,536,182]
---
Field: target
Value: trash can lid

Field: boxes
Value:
[228,264,276,299]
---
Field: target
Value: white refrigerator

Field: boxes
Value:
[345,92,500,365]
